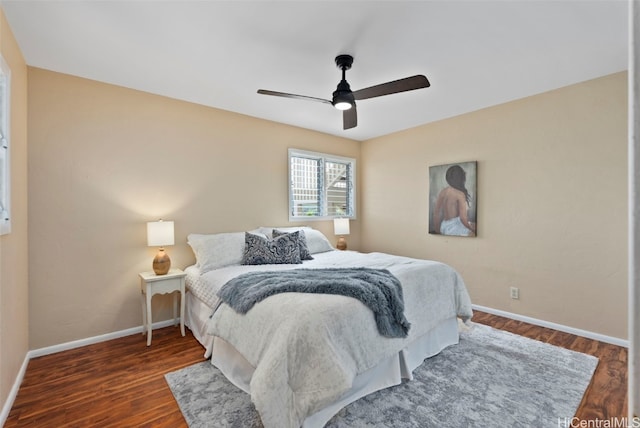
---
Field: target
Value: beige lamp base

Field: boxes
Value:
[336,236,347,251]
[153,248,171,275]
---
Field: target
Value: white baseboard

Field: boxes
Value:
[0,352,30,427]
[473,304,629,348]
[28,319,177,358]
[0,319,178,427]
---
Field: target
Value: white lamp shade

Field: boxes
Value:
[147,220,174,247]
[333,218,350,235]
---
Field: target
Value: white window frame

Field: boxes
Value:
[0,54,10,235]
[288,148,356,221]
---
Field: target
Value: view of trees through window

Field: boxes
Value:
[289,149,355,220]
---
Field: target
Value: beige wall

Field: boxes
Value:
[361,72,628,339]
[23,66,630,347]
[27,68,360,349]
[0,8,28,416]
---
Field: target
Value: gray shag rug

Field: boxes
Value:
[165,323,598,428]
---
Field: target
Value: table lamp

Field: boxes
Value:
[147,220,174,275]
[333,218,350,251]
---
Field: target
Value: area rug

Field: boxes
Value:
[165,323,598,428]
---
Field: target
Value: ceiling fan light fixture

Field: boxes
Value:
[332,81,355,110]
[334,99,353,111]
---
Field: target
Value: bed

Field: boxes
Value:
[183,226,473,428]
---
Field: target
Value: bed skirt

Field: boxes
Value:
[185,289,460,427]
[184,290,215,357]
[212,315,459,428]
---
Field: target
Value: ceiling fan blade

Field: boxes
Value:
[352,75,430,101]
[343,106,357,130]
[257,89,332,105]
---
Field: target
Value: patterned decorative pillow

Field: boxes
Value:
[273,229,314,260]
[251,226,334,254]
[241,231,302,265]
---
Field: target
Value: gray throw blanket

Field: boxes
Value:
[217,268,411,338]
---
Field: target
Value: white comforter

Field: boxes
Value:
[203,250,473,428]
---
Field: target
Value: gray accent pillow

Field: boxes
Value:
[273,229,314,260]
[251,226,334,254]
[241,231,302,265]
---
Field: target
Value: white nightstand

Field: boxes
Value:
[139,269,186,346]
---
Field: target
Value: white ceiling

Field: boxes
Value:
[1,0,629,141]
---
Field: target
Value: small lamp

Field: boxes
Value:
[147,220,174,275]
[333,218,350,251]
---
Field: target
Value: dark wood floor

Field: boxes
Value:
[5,311,627,427]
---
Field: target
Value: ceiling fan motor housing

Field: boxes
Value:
[332,79,355,109]
[332,55,355,109]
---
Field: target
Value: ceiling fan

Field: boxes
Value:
[257,54,430,130]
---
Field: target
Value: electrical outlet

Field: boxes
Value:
[510,287,519,300]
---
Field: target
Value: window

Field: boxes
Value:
[288,148,356,221]
[0,55,10,235]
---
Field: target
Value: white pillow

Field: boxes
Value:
[187,232,248,273]
[304,229,334,254]
[251,226,334,254]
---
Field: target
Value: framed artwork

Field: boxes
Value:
[429,161,477,237]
